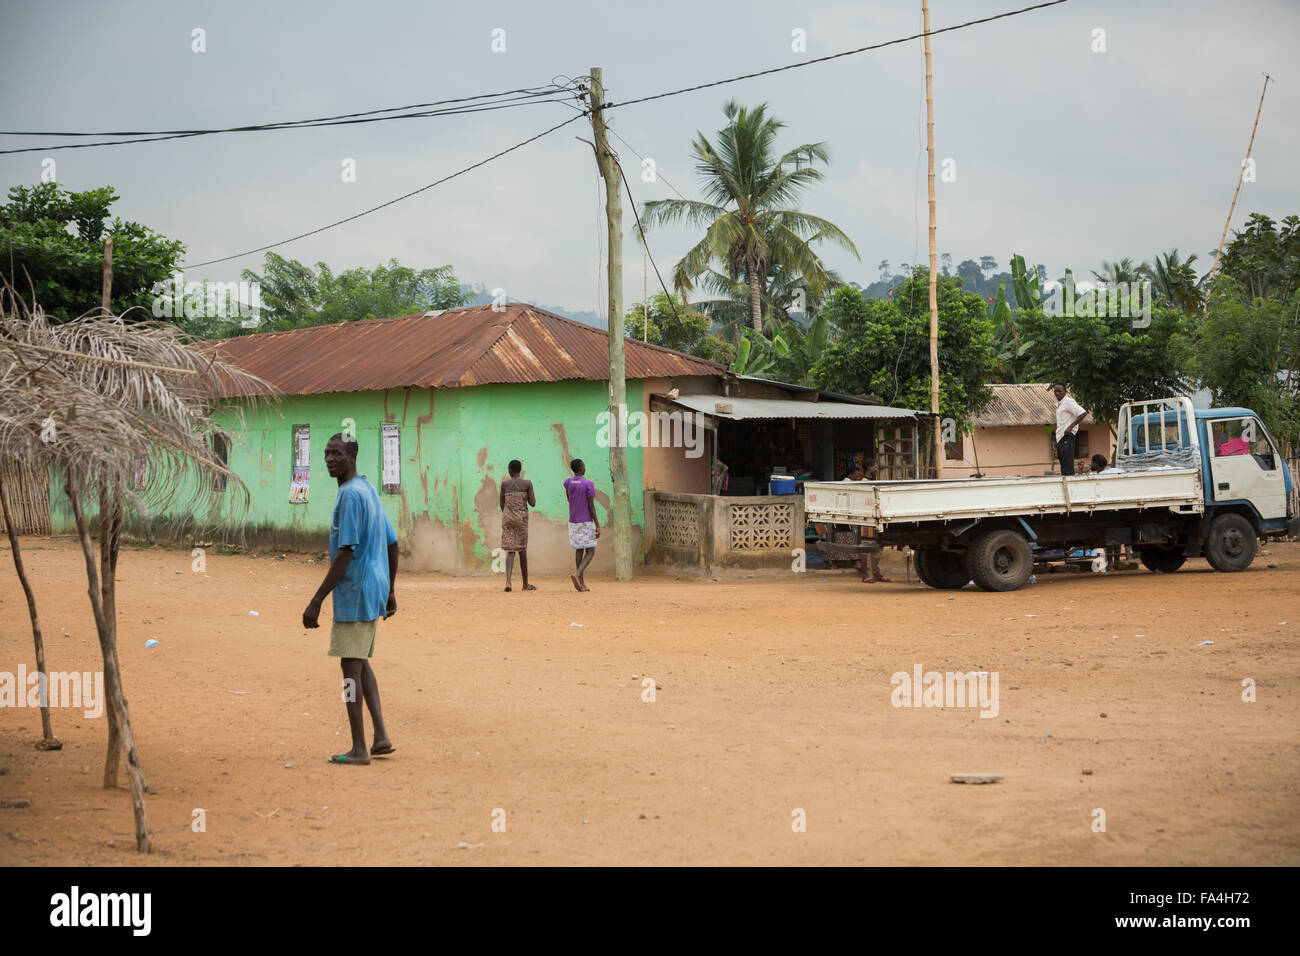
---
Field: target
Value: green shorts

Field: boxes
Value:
[329,619,378,659]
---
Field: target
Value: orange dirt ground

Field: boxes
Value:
[1,536,1297,866]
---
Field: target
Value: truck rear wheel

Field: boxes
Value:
[967,529,1033,591]
[1139,548,1186,573]
[916,548,969,589]
[1204,513,1257,572]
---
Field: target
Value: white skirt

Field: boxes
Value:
[568,521,597,549]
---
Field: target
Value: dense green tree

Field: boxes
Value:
[1188,288,1298,446]
[210,253,471,336]
[625,291,733,365]
[640,101,858,333]
[1190,214,1300,447]
[1017,304,1192,427]
[1211,213,1300,303]
[0,182,184,321]
[809,271,995,424]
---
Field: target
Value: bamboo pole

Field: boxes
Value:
[1204,74,1271,304]
[922,0,943,476]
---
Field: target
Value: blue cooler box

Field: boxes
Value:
[769,474,797,495]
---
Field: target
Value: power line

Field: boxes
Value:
[1,85,572,137]
[181,112,586,270]
[606,126,690,203]
[601,0,1070,111]
[0,88,583,156]
[610,149,682,326]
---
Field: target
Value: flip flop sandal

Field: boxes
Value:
[328,753,369,765]
[523,584,537,591]
[370,743,396,756]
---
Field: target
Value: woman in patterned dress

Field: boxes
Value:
[499,459,536,591]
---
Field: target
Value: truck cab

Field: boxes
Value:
[1197,407,1293,535]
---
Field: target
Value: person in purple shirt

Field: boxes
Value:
[563,458,600,591]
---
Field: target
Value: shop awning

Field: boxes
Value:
[666,395,923,421]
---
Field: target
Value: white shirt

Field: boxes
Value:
[1055,395,1086,441]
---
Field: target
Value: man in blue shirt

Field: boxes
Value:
[303,432,398,765]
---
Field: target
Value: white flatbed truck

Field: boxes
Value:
[804,398,1298,591]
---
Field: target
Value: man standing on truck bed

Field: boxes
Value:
[1051,382,1088,476]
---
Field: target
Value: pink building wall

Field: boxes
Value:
[941,424,1115,478]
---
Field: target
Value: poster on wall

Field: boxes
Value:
[289,466,310,503]
[291,425,310,503]
[381,423,400,494]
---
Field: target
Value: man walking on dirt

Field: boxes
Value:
[1052,382,1088,476]
[303,433,398,765]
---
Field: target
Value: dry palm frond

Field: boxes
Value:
[0,280,273,527]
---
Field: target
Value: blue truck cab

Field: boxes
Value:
[1119,398,1299,569]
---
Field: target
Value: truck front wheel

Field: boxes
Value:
[1204,513,1257,572]
[916,548,969,589]
[967,529,1033,591]
[1139,548,1186,573]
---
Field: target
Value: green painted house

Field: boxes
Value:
[47,304,724,574]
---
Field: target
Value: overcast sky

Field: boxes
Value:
[3,0,1297,321]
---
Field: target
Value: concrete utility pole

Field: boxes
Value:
[922,0,943,477]
[588,67,633,580]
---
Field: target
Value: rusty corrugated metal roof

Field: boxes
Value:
[972,383,1096,427]
[203,303,725,396]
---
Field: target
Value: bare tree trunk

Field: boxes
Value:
[66,472,149,853]
[747,259,762,333]
[0,471,60,749]
[98,482,123,787]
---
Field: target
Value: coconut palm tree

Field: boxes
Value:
[693,257,844,342]
[1150,248,1204,313]
[640,101,858,333]
[1091,257,1152,286]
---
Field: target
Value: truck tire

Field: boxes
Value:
[916,548,969,589]
[1204,513,1257,572]
[1139,548,1186,573]
[967,529,1033,592]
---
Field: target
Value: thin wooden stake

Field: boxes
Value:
[0,470,60,749]
[100,236,113,317]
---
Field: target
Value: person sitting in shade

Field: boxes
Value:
[858,458,889,583]
[1089,453,1122,475]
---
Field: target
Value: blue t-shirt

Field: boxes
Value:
[329,476,398,622]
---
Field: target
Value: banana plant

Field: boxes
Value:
[1009,253,1041,311]
[729,330,780,378]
